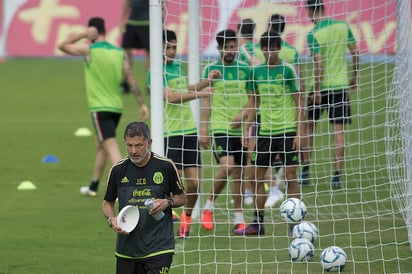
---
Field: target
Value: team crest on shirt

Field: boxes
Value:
[238,70,246,79]
[275,74,283,84]
[153,172,164,184]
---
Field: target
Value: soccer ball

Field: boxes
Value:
[320,246,347,272]
[279,198,307,224]
[288,238,315,262]
[292,221,319,243]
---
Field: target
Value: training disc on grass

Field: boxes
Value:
[17,181,37,190]
[117,205,139,232]
[74,127,92,137]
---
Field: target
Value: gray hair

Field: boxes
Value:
[124,122,151,140]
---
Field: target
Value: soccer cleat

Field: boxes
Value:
[232,223,246,234]
[332,176,342,190]
[300,171,310,185]
[264,190,284,208]
[80,186,97,197]
[234,223,264,236]
[177,212,192,238]
[201,209,214,230]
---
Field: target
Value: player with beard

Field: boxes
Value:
[199,29,254,234]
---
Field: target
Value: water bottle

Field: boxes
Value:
[144,199,165,221]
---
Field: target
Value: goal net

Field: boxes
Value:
[151,0,412,273]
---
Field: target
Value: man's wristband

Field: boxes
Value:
[167,197,174,208]
[107,217,113,227]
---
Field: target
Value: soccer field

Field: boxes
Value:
[0,58,410,274]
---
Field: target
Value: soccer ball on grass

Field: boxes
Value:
[292,221,319,243]
[280,198,307,224]
[288,238,315,262]
[320,246,347,272]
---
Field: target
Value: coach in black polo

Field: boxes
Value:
[103,121,186,274]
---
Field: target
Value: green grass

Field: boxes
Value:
[0,58,410,274]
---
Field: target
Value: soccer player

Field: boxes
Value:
[119,0,167,93]
[199,29,254,234]
[147,29,213,238]
[238,31,305,235]
[237,18,263,66]
[304,0,359,189]
[58,17,149,197]
[102,121,186,274]
[262,13,304,206]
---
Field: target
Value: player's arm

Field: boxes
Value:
[164,86,213,103]
[58,27,97,57]
[169,192,187,208]
[232,92,253,129]
[313,53,323,104]
[293,90,306,137]
[199,95,211,149]
[348,43,359,92]
[187,79,210,92]
[242,92,257,148]
[123,55,149,121]
[102,200,129,235]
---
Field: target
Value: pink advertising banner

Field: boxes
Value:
[0,0,399,57]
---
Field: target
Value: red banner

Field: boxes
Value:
[0,0,399,57]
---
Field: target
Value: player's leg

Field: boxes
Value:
[201,135,232,230]
[230,166,246,232]
[120,24,137,93]
[265,155,284,208]
[138,25,150,94]
[300,91,327,185]
[243,123,257,205]
[81,112,121,196]
[201,154,234,230]
[178,166,199,238]
[333,123,345,189]
[330,90,351,189]
[81,138,107,196]
[234,136,271,235]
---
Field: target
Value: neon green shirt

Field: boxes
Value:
[84,41,123,113]
[251,60,298,136]
[202,60,252,136]
[147,61,197,137]
[307,19,356,90]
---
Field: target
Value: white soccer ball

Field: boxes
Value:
[320,246,347,272]
[279,198,307,224]
[288,238,315,262]
[292,221,319,243]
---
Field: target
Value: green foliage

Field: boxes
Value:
[0,58,410,274]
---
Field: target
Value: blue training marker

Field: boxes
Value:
[42,155,59,163]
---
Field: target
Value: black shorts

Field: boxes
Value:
[307,89,351,124]
[253,132,299,167]
[164,135,201,170]
[212,134,246,166]
[121,25,150,50]
[91,112,121,141]
[116,253,173,274]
